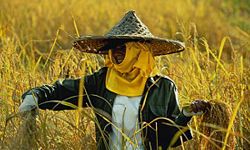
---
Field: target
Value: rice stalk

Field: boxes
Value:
[10,111,38,150]
[44,28,60,67]
[198,101,236,150]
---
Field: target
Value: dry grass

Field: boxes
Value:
[0,0,249,149]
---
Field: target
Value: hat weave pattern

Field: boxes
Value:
[105,11,153,37]
[73,10,185,56]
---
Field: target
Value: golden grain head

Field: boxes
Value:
[198,101,236,150]
[0,0,249,149]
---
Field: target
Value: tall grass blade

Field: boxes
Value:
[44,29,60,67]
[222,85,245,150]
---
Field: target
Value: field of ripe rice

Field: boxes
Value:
[0,0,249,149]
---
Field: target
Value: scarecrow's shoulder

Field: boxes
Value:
[83,67,108,87]
[88,67,108,77]
[84,67,108,83]
[155,74,177,87]
[98,67,108,74]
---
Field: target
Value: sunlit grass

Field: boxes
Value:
[0,0,249,149]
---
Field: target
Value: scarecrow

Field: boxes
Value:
[19,11,211,150]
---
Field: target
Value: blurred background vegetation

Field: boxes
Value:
[0,0,249,149]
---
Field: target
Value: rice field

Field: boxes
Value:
[0,0,249,149]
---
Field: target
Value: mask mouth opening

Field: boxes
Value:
[110,43,126,64]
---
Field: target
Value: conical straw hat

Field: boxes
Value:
[73,10,185,56]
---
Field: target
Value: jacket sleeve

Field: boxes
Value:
[168,83,192,126]
[146,78,193,149]
[166,82,193,147]
[22,78,84,110]
[21,68,107,111]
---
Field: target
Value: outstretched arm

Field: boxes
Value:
[19,67,108,113]
[167,83,211,147]
[19,78,84,111]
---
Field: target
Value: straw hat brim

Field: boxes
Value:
[73,35,185,56]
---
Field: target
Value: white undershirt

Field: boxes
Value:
[109,95,144,150]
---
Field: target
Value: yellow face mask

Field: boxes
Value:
[105,42,156,96]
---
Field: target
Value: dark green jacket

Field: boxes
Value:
[22,67,192,150]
